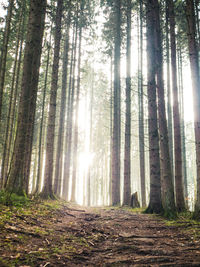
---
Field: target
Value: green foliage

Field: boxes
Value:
[0,257,11,267]
[164,211,198,226]
[0,190,29,207]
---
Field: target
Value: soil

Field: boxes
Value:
[0,202,200,266]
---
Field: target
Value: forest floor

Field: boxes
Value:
[0,200,200,266]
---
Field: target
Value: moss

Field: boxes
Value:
[162,209,177,220]
[0,190,30,207]
[126,207,145,213]
[164,212,200,240]
[0,257,13,267]
[192,206,200,221]
[144,205,164,215]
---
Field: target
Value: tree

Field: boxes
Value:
[0,1,26,189]
[145,0,163,214]
[41,0,64,198]
[63,15,78,200]
[186,0,200,218]
[71,6,84,203]
[54,6,71,196]
[35,31,52,194]
[138,0,146,207]
[165,0,174,187]
[123,0,131,206]
[6,0,46,195]
[112,0,121,205]
[154,0,176,217]
[0,0,14,122]
[168,0,186,212]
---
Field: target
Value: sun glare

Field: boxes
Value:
[76,152,94,206]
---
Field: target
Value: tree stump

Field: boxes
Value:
[131,192,140,208]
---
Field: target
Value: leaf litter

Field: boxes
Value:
[0,201,200,266]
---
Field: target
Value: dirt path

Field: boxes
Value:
[1,203,200,266]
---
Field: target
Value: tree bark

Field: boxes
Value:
[71,24,83,203]
[35,32,52,194]
[165,1,174,187]
[1,2,24,189]
[41,0,63,198]
[62,23,76,200]
[63,17,78,201]
[154,0,176,217]
[87,67,94,207]
[138,0,146,207]
[168,0,186,212]
[6,0,46,195]
[54,8,71,196]
[186,0,200,218]
[112,0,121,206]
[123,0,131,206]
[0,0,14,122]
[145,0,163,214]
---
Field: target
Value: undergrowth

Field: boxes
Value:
[0,190,30,207]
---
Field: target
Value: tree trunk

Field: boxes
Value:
[109,54,113,205]
[194,0,200,43]
[165,1,174,187]
[54,8,71,196]
[112,0,121,206]
[35,33,52,194]
[41,0,63,198]
[62,23,76,200]
[154,0,176,217]
[186,0,200,218]
[138,0,146,207]
[71,24,83,203]
[168,0,186,212]
[1,3,24,189]
[87,68,94,207]
[63,18,78,201]
[123,0,131,206]
[145,0,163,214]
[6,0,46,195]
[31,125,40,193]
[4,16,25,189]
[178,48,188,207]
[0,0,14,122]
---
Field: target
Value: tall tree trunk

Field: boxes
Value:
[41,0,63,198]
[168,0,186,212]
[54,9,71,196]
[62,23,76,200]
[4,16,25,189]
[71,24,83,203]
[154,0,176,217]
[35,33,52,194]
[112,0,121,205]
[31,125,40,193]
[109,54,113,205]
[165,1,174,186]
[145,0,163,214]
[186,0,200,218]
[123,0,131,206]
[0,3,24,189]
[87,68,94,207]
[138,0,146,207]
[0,0,14,122]
[178,48,188,207]
[194,0,200,43]
[63,18,78,201]
[6,0,46,195]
